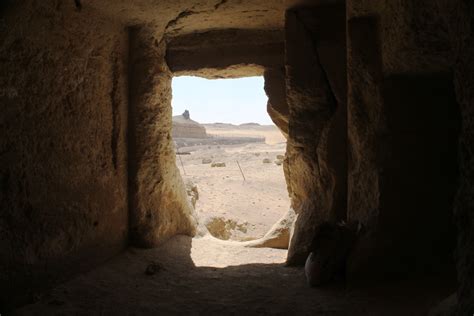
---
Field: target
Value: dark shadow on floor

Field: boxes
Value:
[13,235,455,315]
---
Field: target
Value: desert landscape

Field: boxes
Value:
[172,112,290,242]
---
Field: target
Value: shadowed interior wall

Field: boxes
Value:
[0,2,129,308]
[346,0,460,287]
[348,72,460,280]
[166,29,283,79]
[346,16,383,248]
[264,67,289,139]
[1,0,474,313]
[284,4,347,265]
[446,0,474,312]
[128,26,197,248]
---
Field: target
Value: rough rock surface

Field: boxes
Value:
[184,180,199,208]
[340,1,474,311]
[2,0,474,313]
[167,29,283,79]
[447,1,474,312]
[346,2,460,288]
[305,222,358,287]
[284,7,347,266]
[244,208,296,249]
[0,1,129,308]
[83,0,296,38]
[347,0,452,76]
[128,26,197,248]
[205,217,249,241]
[264,67,289,138]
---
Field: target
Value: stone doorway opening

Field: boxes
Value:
[171,75,292,261]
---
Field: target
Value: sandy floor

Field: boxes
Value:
[177,125,290,241]
[13,125,453,315]
[15,235,453,316]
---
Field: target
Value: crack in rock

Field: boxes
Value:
[214,0,228,10]
[166,1,228,32]
[165,10,195,30]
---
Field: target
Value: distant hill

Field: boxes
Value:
[239,123,261,127]
[203,123,276,130]
[172,110,207,138]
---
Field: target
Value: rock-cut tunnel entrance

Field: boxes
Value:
[2,0,473,314]
[170,75,292,250]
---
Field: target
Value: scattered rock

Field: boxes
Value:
[244,208,296,249]
[305,222,359,287]
[205,217,249,240]
[274,159,283,166]
[202,158,212,164]
[262,158,271,164]
[145,261,163,275]
[276,154,285,160]
[211,162,226,167]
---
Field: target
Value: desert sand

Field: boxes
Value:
[17,235,451,315]
[176,123,290,241]
[203,123,286,145]
[16,126,450,316]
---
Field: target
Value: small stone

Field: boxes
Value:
[145,261,163,275]
[262,158,271,164]
[202,158,212,164]
[211,162,226,167]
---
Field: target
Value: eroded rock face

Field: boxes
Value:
[128,26,197,248]
[447,1,474,312]
[205,217,249,241]
[304,222,358,287]
[264,67,289,138]
[245,208,296,249]
[184,180,199,208]
[0,1,130,308]
[346,2,460,286]
[284,6,347,266]
[167,29,283,79]
[2,0,474,313]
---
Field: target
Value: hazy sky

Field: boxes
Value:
[171,76,272,125]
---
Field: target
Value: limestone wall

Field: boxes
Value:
[128,27,197,247]
[264,67,289,138]
[1,0,474,313]
[447,1,474,312]
[346,0,461,284]
[283,5,348,265]
[166,29,284,79]
[0,1,129,307]
[344,3,474,314]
